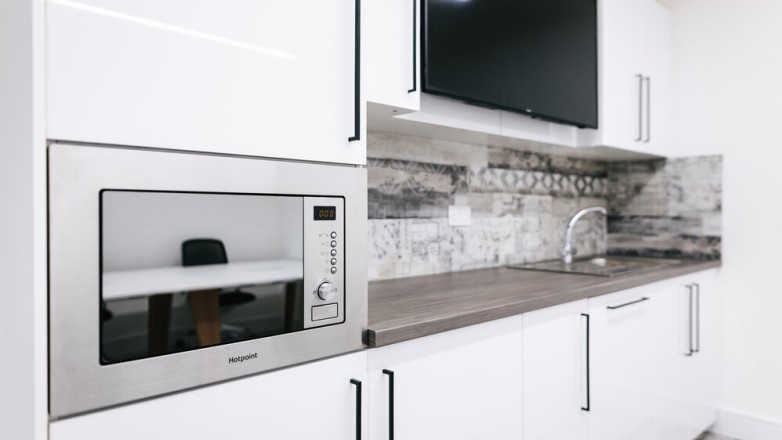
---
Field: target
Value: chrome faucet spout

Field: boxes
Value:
[561,206,607,264]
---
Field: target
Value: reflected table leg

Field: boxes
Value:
[148,293,173,355]
[190,289,221,346]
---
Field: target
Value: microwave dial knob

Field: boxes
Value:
[316,281,337,301]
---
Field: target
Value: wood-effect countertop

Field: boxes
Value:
[367,259,721,347]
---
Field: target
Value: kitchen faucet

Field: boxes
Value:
[560,206,607,264]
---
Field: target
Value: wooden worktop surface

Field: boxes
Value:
[367,259,721,347]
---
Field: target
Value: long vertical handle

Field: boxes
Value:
[636,74,644,142]
[581,313,591,412]
[348,0,362,142]
[693,283,701,353]
[351,379,362,440]
[686,284,694,356]
[407,0,417,93]
[382,369,395,440]
[644,76,651,142]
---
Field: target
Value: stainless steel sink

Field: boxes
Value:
[508,255,682,277]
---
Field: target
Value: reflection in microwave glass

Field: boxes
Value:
[101,280,304,364]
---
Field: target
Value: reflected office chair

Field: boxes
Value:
[181,238,256,307]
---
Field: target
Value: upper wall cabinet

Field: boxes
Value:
[366,0,420,114]
[46,0,366,165]
[595,0,674,155]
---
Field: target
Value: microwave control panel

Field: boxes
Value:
[303,196,345,328]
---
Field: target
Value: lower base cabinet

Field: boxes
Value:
[522,299,589,440]
[367,316,523,440]
[49,351,368,440]
[48,270,718,440]
[521,269,719,440]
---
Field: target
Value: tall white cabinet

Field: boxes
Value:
[45,0,366,165]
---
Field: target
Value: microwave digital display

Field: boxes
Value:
[314,206,336,221]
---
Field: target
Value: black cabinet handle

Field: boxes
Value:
[644,76,651,143]
[693,283,701,353]
[407,0,417,93]
[636,73,644,142]
[581,313,590,412]
[686,284,694,356]
[382,369,395,440]
[350,378,362,440]
[606,297,649,310]
[348,0,362,142]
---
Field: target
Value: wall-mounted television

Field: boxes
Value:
[422,0,598,129]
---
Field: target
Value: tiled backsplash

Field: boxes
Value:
[367,131,722,281]
[607,156,722,259]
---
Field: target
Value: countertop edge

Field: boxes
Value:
[367,259,720,348]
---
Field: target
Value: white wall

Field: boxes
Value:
[671,0,782,427]
[0,0,47,438]
[102,192,303,271]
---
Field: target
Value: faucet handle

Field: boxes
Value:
[560,245,577,264]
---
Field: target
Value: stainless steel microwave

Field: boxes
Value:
[48,143,367,418]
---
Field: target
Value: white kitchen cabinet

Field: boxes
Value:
[367,316,523,440]
[597,0,674,155]
[366,0,420,114]
[587,285,659,440]
[522,299,589,440]
[46,0,366,165]
[655,272,719,440]
[49,351,367,440]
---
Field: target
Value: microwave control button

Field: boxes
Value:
[316,281,337,301]
[330,231,337,239]
[330,240,337,248]
[330,249,337,256]
[330,267,337,274]
[330,258,337,265]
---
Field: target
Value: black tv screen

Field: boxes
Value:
[422,0,598,128]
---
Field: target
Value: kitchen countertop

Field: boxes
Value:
[367,258,721,347]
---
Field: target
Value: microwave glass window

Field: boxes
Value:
[100,191,304,364]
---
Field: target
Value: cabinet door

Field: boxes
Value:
[50,352,367,440]
[588,286,658,440]
[522,300,589,440]
[368,316,523,440]
[654,272,719,440]
[46,0,365,165]
[366,0,420,113]
[654,283,696,440]
[686,273,719,436]
[599,0,673,155]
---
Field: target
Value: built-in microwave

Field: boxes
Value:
[48,143,367,418]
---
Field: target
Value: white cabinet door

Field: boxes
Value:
[654,282,696,440]
[46,0,366,165]
[588,286,658,440]
[366,0,420,113]
[522,299,589,440]
[50,351,367,440]
[368,316,523,440]
[598,0,673,155]
[654,271,720,440]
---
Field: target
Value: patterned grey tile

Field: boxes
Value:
[368,158,468,219]
[365,132,721,281]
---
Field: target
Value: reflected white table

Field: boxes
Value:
[102,259,303,348]
[102,259,303,300]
